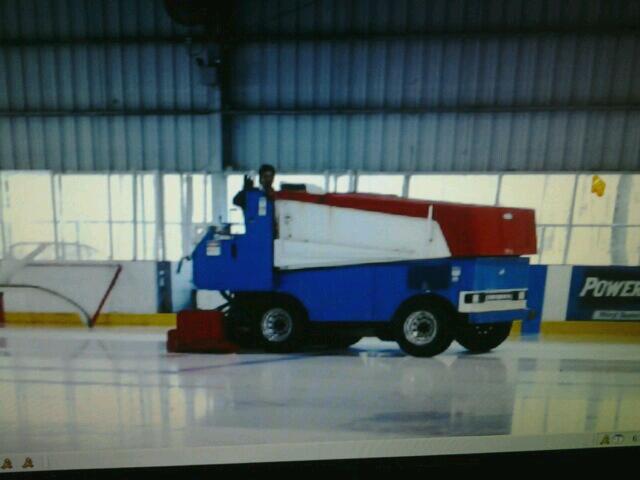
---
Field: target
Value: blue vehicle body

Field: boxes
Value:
[193,190,530,326]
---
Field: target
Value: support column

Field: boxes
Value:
[217,4,236,171]
[182,175,194,257]
[401,173,410,198]
[154,172,166,261]
[348,170,358,192]
[612,174,632,265]
[211,172,228,225]
[561,175,579,265]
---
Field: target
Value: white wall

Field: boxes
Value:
[0,261,158,316]
[541,266,573,322]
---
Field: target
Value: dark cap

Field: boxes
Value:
[259,164,276,176]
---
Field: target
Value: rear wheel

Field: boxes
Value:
[455,321,512,353]
[393,300,454,357]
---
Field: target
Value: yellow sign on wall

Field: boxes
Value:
[591,175,606,197]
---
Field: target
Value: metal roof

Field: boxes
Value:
[235,0,640,34]
[0,0,218,172]
[229,1,640,171]
[0,0,191,40]
[1,0,639,172]
[231,111,640,172]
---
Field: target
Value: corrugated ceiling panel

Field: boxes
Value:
[0,44,210,110]
[232,35,640,108]
[232,112,640,172]
[0,0,192,40]
[0,42,219,172]
[0,0,219,172]
[236,0,640,34]
[2,0,640,173]
[0,115,218,171]
[230,32,640,171]
[227,0,640,172]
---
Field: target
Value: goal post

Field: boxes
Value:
[1,263,124,328]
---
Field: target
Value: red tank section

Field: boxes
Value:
[275,191,537,257]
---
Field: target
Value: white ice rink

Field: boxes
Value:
[1,327,639,466]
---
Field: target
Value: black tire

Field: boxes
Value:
[455,321,512,353]
[376,329,395,342]
[225,300,262,349]
[255,300,307,353]
[393,300,454,357]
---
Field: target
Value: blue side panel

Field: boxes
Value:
[522,265,547,334]
[193,190,274,291]
[468,257,530,291]
[276,259,458,322]
[276,264,378,321]
[370,259,457,321]
[276,257,529,323]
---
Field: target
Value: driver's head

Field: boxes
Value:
[259,164,276,191]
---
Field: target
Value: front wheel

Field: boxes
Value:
[257,302,307,353]
[393,301,454,357]
[455,321,512,353]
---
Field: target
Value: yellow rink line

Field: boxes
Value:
[3,312,176,327]
[3,313,640,339]
[509,320,522,337]
[508,320,640,338]
[539,321,640,336]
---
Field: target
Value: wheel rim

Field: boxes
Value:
[261,308,293,343]
[404,311,438,346]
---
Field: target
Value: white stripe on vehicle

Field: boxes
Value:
[274,200,451,269]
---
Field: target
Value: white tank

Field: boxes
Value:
[274,196,450,270]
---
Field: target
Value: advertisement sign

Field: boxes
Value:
[567,267,640,321]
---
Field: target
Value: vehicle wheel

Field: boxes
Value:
[257,301,307,353]
[393,300,454,357]
[225,300,261,349]
[455,321,512,353]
